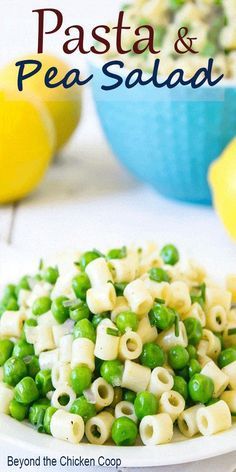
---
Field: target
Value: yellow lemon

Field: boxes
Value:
[208,138,236,240]
[0,87,55,203]
[0,54,82,151]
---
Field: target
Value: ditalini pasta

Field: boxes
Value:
[0,242,235,446]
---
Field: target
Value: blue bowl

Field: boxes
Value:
[90,62,236,204]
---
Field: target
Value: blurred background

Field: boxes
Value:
[1,0,236,279]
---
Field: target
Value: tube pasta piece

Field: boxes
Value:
[52,320,74,346]
[86,283,116,314]
[222,360,236,389]
[196,400,232,436]
[111,296,130,322]
[124,279,153,317]
[85,411,114,445]
[136,315,158,344]
[115,401,137,423]
[27,282,52,307]
[198,354,212,368]
[178,404,203,438]
[140,413,173,445]
[59,334,73,363]
[118,331,143,361]
[221,390,236,414]
[85,257,113,287]
[51,270,77,300]
[168,281,191,315]
[157,322,188,351]
[0,310,26,338]
[50,409,84,444]
[121,360,151,393]
[18,289,31,307]
[159,390,185,422]
[183,302,206,327]
[228,308,236,324]
[24,325,38,345]
[226,274,236,303]
[199,329,221,360]
[206,305,227,333]
[0,383,14,414]
[34,325,56,355]
[71,338,95,371]
[39,348,59,370]
[51,363,71,389]
[142,279,171,304]
[109,256,137,284]
[220,26,236,50]
[148,367,174,397]
[94,319,119,361]
[90,377,114,410]
[37,311,57,327]
[201,361,229,397]
[205,287,232,312]
[51,385,76,411]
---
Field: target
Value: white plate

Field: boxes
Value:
[0,244,236,467]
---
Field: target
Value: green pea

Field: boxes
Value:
[218,348,236,368]
[184,318,202,346]
[22,319,37,341]
[73,319,95,342]
[14,377,39,405]
[70,365,92,395]
[115,311,138,334]
[35,369,53,396]
[123,389,136,404]
[5,298,19,311]
[100,360,124,387]
[149,267,170,283]
[168,345,189,370]
[0,339,14,366]
[32,297,51,316]
[9,399,28,421]
[189,359,201,378]
[79,250,101,271]
[107,246,127,260]
[160,244,179,265]
[70,396,96,423]
[173,376,188,401]
[188,374,214,404]
[29,398,50,429]
[3,357,27,386]
[149,304,175,330]
[72,274,91,301]
[43,406,57,435]
[92,313,109,328]
[140,342,165,369]
[186,344,197,359]
[13,340,34,359]
[3,284,17,300]
[17,275,30,292]
[42,267,59,285]
[111,417,138,446]
[69,302,90,322]
[134,391,159,420]
[25,355,40,378]
[51,296,70,324]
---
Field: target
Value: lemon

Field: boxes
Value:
[0,87,55,203]
[208,138,236,240]
[0,54,82,151]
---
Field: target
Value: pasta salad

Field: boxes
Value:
[106,0,236,78]
[0,242,236,446]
